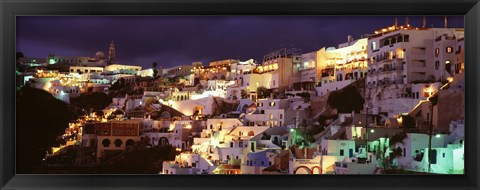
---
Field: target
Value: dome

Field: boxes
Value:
[95,51,105,59]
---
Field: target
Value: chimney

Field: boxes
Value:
[348,35,353,43]
[444,16,448,28]
[405,16,409,26]
[423,16,427,28]
[394,17,398,27]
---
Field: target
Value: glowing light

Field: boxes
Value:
[436,134,442,138]
[370,129,375,133]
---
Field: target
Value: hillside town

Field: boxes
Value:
[16,18,465,174]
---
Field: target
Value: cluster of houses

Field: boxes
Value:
[18,20,465,174]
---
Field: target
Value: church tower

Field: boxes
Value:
[108,40,116,63]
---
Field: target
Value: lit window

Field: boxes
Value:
[270,101,275,107]
[435,48,439,57]
[446,46,453,53]
[371,42,377,50]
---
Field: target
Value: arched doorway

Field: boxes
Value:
[193,105,203,115]
[312,166,322,174]
[114,139,123,147]
[294,166,312,174]
[102,139,111,148]
[126,139,135,147]
[159,137,169,146]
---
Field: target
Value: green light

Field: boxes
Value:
[49,58,56,64]
[370,129,375,133]
[290,128,296,132]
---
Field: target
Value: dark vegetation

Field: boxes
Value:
[256,87,271,99]
[70,92,112,110]
[97,144,178,174]
[327,85,365,113]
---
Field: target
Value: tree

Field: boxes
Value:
[16,52,25,60]
[327,85,364,113]
[70,92,113,110]
[256,87,271,99]
[401,115,415,129]
[241,89,248,99]
[152,62,159,78]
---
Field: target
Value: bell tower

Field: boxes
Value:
[108,40,116,63]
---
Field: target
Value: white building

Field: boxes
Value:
[315,38,368,97]
[105,64,142,72]
[366,24,464,117]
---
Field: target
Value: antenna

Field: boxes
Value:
[423,16,427,28]
[444,16,448,28]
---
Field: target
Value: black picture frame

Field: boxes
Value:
[1,0,479,189]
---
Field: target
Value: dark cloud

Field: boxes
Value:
[16,16,464,69]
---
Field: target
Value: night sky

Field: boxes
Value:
[16,16,464,69]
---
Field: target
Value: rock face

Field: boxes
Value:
[326,78,366,114]
[17,86,73,173]
[212,97,239,116]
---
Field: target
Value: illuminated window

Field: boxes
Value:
[270,114,274,119]
[446,46,453,53]
[371,42,377,50]
[435,48,440,57]
[270,102,275,107]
